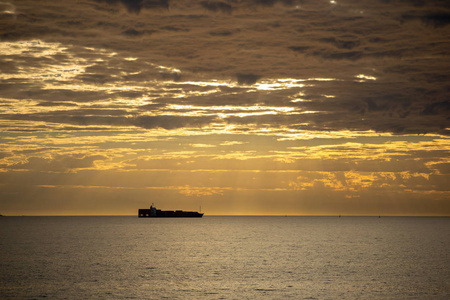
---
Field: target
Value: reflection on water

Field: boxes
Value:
[1,216,449,299]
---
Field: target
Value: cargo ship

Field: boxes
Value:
[138,204,203,218]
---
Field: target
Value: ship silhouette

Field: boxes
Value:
[138,204,203,218]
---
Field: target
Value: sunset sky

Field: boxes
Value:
[0,0,449,216]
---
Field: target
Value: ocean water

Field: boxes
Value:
[1,216,449,299]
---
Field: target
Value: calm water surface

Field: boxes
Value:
[1,216,449,299]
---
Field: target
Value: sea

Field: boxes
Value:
[1,216,449,299]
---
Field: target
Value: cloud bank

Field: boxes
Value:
[0,0,449,215]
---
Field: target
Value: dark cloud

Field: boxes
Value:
[95,0,170,13]
[315,50,364,61]
[288,46,311,53]
[402,12,450,27]
[199,0,295,13]
[422,12,450,27]
[37,102,78,107]
[0,0,449,136]
[141,0,170,10]
[133,115,216,129]
[255,0,295,7]
[236,74,261,85]
[200,1,233,14]
[75,74,116,84]
[11,89,109,103]
[0,110,217,130]
[319,37,361,50]
[161,25,190,32]
[421,100,450,115]
[209,29,237,36]
[122,28,143,36]
[121,28,157,36]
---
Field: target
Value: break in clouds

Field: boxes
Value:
[0,0,449,215]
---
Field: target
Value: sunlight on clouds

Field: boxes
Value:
[288,170,436,195]
[306,78,338,82]
[0,1,449,217]
[189,143,216,148]
[0,2,15,14]
[0,39,350,138]
[175,80,234,88]
[3,129,445,172]
[287,139,450,161]
[175,185,228,197]
[166,104,298,118]
[355,74,377,82]
[220,141,246,146]
[176,78,336,92]
[344,171,379,189]
[290,98,310,103]
[0,40,65,56]
[0,40,87,81]
[1,121,448,214]
[253,79,305,91]
[213,151,258,161]
[0,40,184,103]
[277,130,388,141]
[288,179,314,190]
[289,172,347,191]
[154,64,181,74]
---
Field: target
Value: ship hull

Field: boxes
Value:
[138,209,203,218]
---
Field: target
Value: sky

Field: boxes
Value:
[0,0,449,216]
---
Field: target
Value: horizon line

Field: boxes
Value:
[1,214,449,217]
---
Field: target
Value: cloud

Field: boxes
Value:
[319,37,361,50]
[433,163,450,174]
[422,12,450,27]
[36,102,78,107]
[1,2,449,135]
[10,155,108,172]
[402,11,450,28]
[1,123,448,215]
[236,74,261,85]
[133,115,216,129]
[0,2,15,15]
[422,100,450,115]
[254,0,295,7]
[95,0,170,13]
[200,1,233,14]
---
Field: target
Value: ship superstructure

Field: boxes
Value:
[138,204,203,218]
